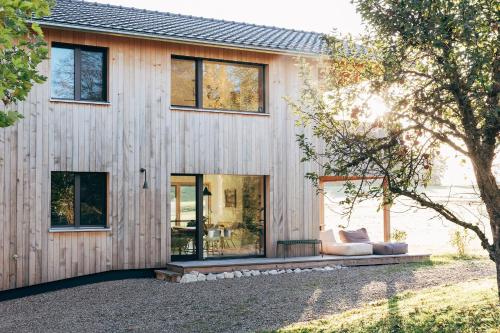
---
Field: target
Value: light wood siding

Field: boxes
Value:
[0,28,320,291]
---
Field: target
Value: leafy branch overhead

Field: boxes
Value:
[290,0,499,297]
[0,0,53,127]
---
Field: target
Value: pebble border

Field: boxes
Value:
[178,265,346,283]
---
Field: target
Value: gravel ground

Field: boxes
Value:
[0,259,495,333]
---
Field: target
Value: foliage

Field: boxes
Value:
[202,61,262,112]
[277,278,500,333]
[242,177,263,235]
[289,0,500,297]
[392,229,407,242]
[0,0,52,127]
[450,228,472,257]
[50,172,75,224]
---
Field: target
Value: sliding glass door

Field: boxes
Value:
[170,174,266,261]
[203,175,265,258]
[170,175,203,261]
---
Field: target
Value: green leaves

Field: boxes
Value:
[0,110,24,127]
[0,0,53,128]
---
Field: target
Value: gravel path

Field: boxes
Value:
[0,259,495,333]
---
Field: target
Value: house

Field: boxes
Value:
[0,0,331,291]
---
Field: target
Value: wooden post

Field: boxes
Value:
[319,178,325,231]
[383,178,391,242]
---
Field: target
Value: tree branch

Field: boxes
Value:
[389,185,495,259]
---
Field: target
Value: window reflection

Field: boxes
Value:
[203,61,263,112]
[51,172,75,226]
[170,176,197,256]
[204,175,265,257]
[51,44,107,101]
[79,173,107,226]
[50,172,107,228]
[170,186,177,222]
[51,47,75,99]
[80,50,104,101]
[171,58,196,107]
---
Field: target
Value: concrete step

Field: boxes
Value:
[154,269,182,283]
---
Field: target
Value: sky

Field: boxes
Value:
[93,0,365,36]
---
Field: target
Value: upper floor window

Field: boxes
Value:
[51,172,107,228]
[51,43,108,102]
[171,56,265,113]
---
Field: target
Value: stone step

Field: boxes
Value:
[154,269,182,283]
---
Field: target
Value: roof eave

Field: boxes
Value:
[35,21,323,58]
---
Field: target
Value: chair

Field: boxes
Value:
[205,228,222,255]
[319,229,373,256]
[222,228,236,248]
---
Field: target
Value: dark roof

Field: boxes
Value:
[34,0,327,55]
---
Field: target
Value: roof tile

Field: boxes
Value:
[34,0,326,54]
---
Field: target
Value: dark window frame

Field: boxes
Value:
[50,171,108,229]
[51,42,108,102]
[171,55,267,113]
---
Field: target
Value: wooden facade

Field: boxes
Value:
[0,28,321,291]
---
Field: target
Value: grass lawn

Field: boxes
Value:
[375,254,490,276]
[276,277,500,333]
[384,253,490,271]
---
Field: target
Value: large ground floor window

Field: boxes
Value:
[170,174,265,260]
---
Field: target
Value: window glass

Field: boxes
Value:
[51,172,75,226]
[203,175,265,257]
[171,58,196,107]
[203,61,263,112]
[51,47,75,99]
[171,176,197,257]
[50,172,107,228]
[51,44,107,101]
[79,173,107,226]
[170,186,177,221]
[80,50,104,101]
[180,185,196,221]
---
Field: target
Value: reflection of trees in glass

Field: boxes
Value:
[171,59,196,106]
[242,177,263,235]
[51,172,106,227]
[79,173,106,225]
[51,173,75,225]
[51,47,75,99]
[80,51,103,101]
[203,61,262,112]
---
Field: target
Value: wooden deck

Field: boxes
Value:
[162,253,431,275]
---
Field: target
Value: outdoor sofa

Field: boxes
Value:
[339,228,408,255]
[319,229,373,256]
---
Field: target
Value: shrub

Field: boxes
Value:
[449,229,472,258]
[392,229,407,242]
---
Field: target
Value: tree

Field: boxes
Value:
[290,0,500,299]
[0,0,52,127]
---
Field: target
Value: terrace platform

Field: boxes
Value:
[158,253,430,276]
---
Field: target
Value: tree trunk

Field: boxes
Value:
[495,226,500,302]
[495,245,500,302]
[470,158,500,300]
[493,216,500,302]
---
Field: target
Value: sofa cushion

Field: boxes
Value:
[372,242,408,255]
[322,242,373,256]
[319,229,337,243]
[338,228,370,243]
